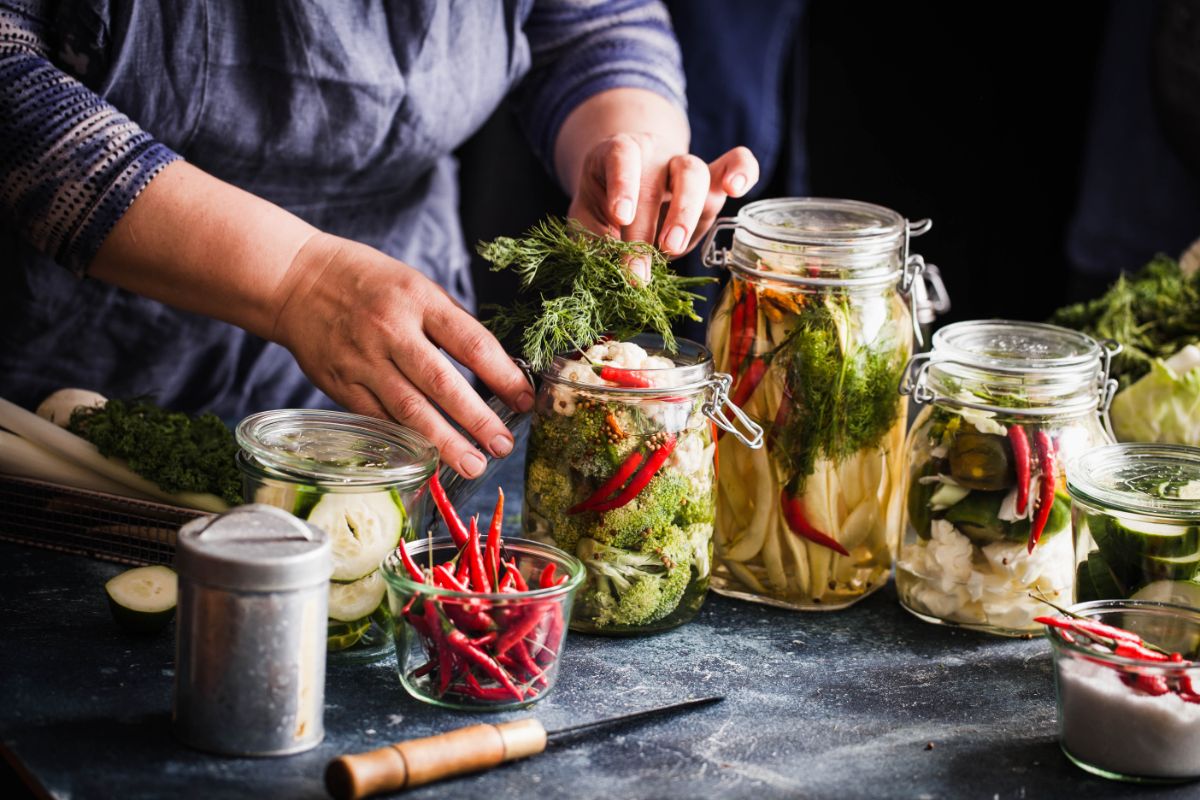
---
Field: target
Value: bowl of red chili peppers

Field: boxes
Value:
[1040,600,1200,783]
[382,482,584,709]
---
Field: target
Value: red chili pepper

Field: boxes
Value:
[506,560,529,592]
[424,601,455,695]
[730,358,766,409]
[1033,615,1145,646]
[587,434,678,513]
[485,487,504,586]
[455,553,470,583]
[537,606,563,666]
[429,470,469,548]
[728,285,757,373]
[1126,673,1172,696]
[466,516,490,593]
[595,365,651,388]
[497,570,515,592]
[567,450,645,514]
[539,563,558,589]
[1027,430,1057,554]
[454,674,515,702]
[432,564,469,592]
[395,538,425,583]
[780,489,850,557]
[1007,425,1032,515]
[469,632,498,648]
[495,605,547,657]
[513,640,549,688]
[442,627,524,701]
[1115,642,1172,662]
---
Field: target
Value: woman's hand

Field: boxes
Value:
[270,234,534,478]
[556,88,760,282]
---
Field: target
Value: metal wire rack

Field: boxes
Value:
[0,475,209,567]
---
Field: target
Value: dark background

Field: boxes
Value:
[458,1,1114,332]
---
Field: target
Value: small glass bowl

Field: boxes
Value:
[381,537,584,710]
[1045,600,1200,783]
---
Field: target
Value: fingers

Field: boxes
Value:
[658,154,711,256]
[602,134,642,228]
[708,146,760,198]
[429,300,534,415]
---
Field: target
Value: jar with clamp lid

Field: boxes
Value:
[897,320,1119,635]
[701,197,936,610]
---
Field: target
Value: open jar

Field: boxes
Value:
[701,197,933,610]
[236,410,437,662]
[1069,443,1200,608]
[897,320,1118,635]
[522,334,762,635]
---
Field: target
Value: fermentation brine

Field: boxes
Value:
[522,334,761,634]
[897,321,1115,635]
[702,198,934,609]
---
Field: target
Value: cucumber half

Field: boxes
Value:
[329,570,387,622]
[105,565,177,633]
[305,490,407,581]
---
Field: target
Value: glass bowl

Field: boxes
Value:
[381,537,584,710]
[1045,599,1200,783]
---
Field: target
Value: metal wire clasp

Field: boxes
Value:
[703,373,764,448]
[898,352,936,404]
[700,217,739,269]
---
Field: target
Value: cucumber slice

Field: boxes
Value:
[1146,551,1200,583]
[1118,518,1200,558]
[105,565,177,633]
[306,490,407,581]
[1131,579,1200,608]
[328,570,387,622]
[1075,550,1126,602]
[930,482,970,511]
[326,616,371,652]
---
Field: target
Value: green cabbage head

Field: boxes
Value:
[1111,345,1200,445]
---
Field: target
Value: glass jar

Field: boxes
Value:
[896,320,1117,635]
[1069,443,1200,608]
[236,409,437,662]
[701,197,930,610]
[522,334,762,635]
[1045,600,1200,783]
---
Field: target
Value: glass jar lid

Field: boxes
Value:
[904,320,1112,417]
[1068,443,1200,521]
[236,409,437,488]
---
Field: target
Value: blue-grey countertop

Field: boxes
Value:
[0,450,1195,800]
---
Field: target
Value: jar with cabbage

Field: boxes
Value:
[897,321,1117,635]
[702,198,935,609]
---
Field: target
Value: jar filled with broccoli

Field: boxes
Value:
[523,334,762,634]
[236,410,437,662]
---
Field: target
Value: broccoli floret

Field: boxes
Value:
[576,533,692,628]
[524,458,588,551]
[531,403,638,478]
[674,478,715,527]
[591,470,690,549]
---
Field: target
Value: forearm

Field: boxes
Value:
[554,87,690,196]
[89,161,319,341]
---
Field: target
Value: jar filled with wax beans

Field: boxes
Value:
[522,334,763,634]
[1069,443,1200,609]
[701,197,933,610]
[236,409,436,662]
[897,321,1118,635]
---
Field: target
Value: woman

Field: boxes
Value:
[0,0,758,477]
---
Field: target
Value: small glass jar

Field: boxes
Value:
[381,537,584,710]
[897,320,1117,636]
[701,197,932,610]
[1046,600,1200,783]
[1069,443,1200,607]
[522,334,762,635]
[236,409,437,662]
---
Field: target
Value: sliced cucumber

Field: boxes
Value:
[930,482,970,511]
[1118,518,1200,558]
[306,490,407,581]
[1131,579,1200,609]
[1146,551,1200,583]
[329,570,387,622]
[105,565,177,633]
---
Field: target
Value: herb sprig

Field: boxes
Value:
[479,217,713,371]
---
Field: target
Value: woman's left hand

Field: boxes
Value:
[557,88,760,284]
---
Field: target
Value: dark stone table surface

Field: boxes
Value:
[1,448,1196,800]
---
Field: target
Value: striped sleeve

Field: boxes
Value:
[0,0,179,275]
[513,0,687,176]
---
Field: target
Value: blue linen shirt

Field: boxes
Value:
[0,0,684,418]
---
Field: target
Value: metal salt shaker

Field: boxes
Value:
[173,504,332,756]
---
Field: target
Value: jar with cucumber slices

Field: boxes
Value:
[897,321,1118,635]
[1069,444,1200,609]
[236,410,437,662]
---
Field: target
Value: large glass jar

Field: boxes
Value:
[522,334,762,635]
[236,409,437,662]
[897,321,1116,636]
[1069,443,1200,609]
[701,198,929,610]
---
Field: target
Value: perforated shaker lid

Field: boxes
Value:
[176,504,332,591]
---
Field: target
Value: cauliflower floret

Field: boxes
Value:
[912,582,975,620]
[927,519,974,592]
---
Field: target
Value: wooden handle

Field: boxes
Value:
[324,718,547,799]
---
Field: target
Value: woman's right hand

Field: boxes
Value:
[271,233,534,478]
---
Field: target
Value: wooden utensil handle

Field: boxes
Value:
[325,718,547,799]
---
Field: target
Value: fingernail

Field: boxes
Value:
[461,452,486,478]
[629,255,651,286]
[614,198,634,224]
[664,225,687,253]
[729,173,747,195]
[489,434,513,458]
[516,391,534,413]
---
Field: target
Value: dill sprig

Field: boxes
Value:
[479,217,713,371]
